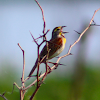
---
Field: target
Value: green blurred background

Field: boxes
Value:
[0,0,100,100]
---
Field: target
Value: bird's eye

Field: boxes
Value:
[54,27,60,32]
[56,28,60,31]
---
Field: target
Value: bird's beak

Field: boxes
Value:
[61,26,68,34]
[61,26,66,29]
[62,31,69,34]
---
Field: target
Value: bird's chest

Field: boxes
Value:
[49,37,66,58]
[63,37,66,44]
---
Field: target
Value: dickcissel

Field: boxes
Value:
[28,26,68,77]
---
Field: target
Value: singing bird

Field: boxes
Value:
[28,26,68,77]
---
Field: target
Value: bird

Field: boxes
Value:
[28,26,68,77]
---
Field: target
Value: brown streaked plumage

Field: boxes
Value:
[28,26,68,77]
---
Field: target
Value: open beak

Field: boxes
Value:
[61,26,66,28]
[61,26,69,34]
[62,31,69,34]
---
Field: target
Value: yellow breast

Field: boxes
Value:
[63,37,66,44]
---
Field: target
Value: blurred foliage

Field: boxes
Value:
[0,64,100,100]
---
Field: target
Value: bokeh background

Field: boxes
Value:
[0,0,100,100]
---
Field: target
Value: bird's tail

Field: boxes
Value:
[28,59,38,77]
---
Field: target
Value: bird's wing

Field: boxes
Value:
[28,37,63,77]
[40,37,63,60]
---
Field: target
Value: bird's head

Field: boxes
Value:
[52,26,68,38]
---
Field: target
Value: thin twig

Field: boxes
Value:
[18,43,25,83]
[18,43,26,100]
[0,93,8,100]
[30,84,41,100]
[35,0,46,34]
[37,46,40,87]
[30,31,38,45]
[35,29,50,40]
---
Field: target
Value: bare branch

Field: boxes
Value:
[30,31,38,45]
[74,30,81,34]
[18,43,26,100]
[18,43,25,83]
[0,92,8,100]
[35,29,50,40]
[35,0,46,34]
